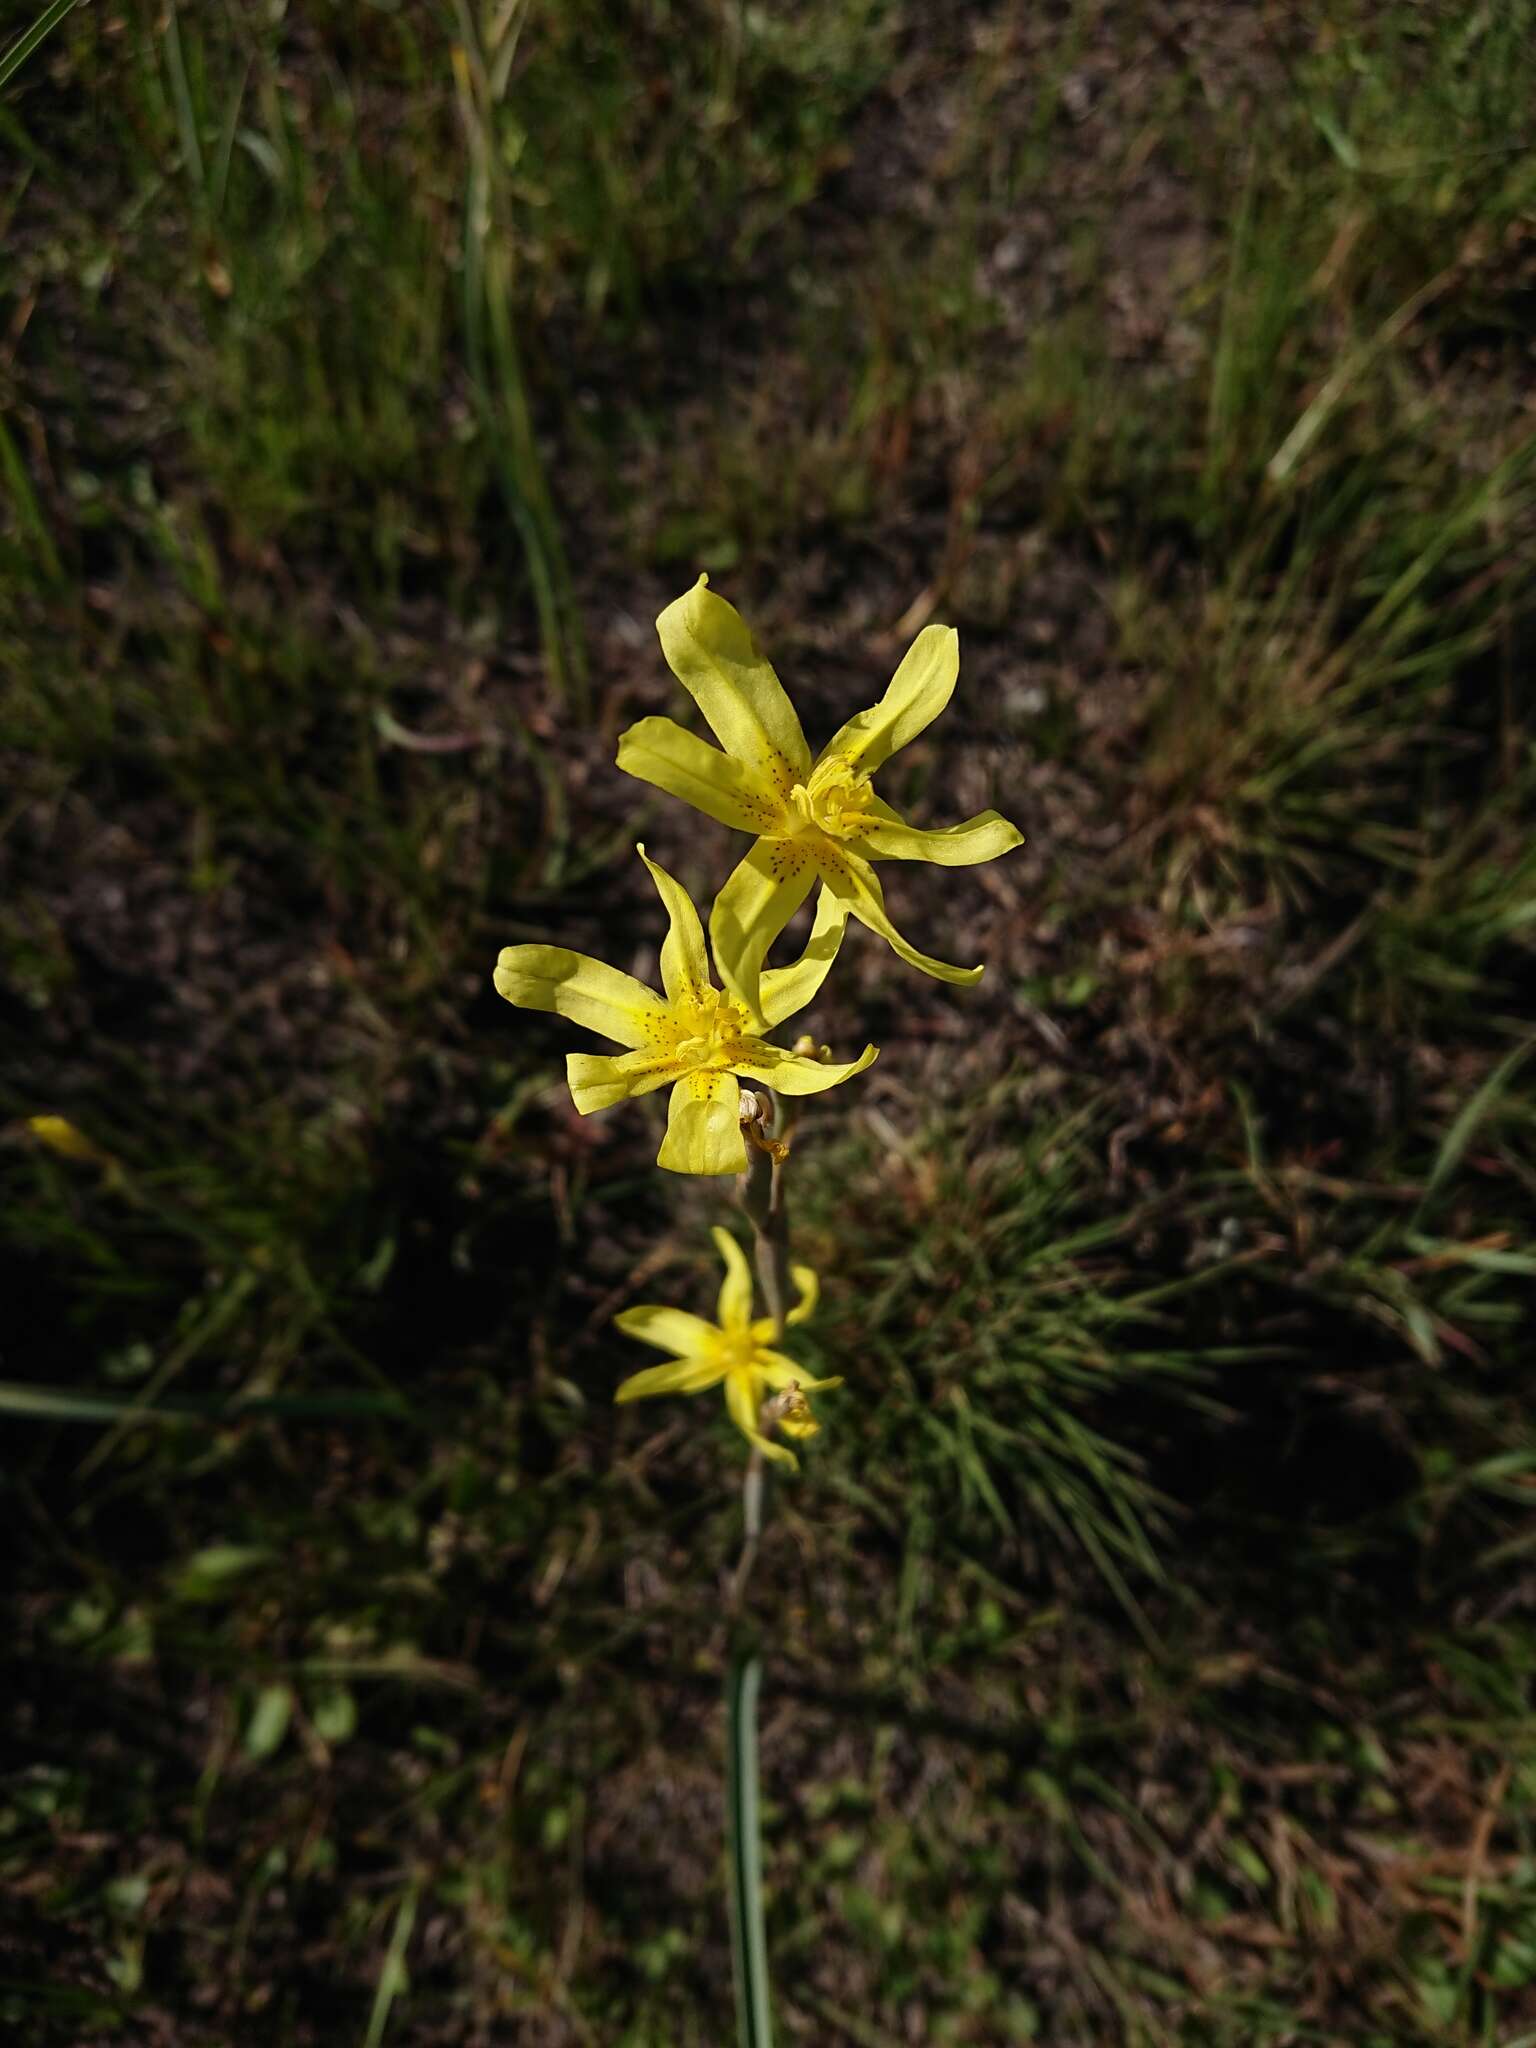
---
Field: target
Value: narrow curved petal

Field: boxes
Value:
[708,837,817,1021]
[818,623,958,773]
[724,1369,798,1468]
[617,715,787,835]
[657,1069,748,1176]
[711,1225,755,1330]
[757,890,849,1031]
[636,844,710,1006]
[614,1353,729,1402]
[756,1353,845,1393]
[566,1048,678,1115]
[786,1263,819,1327]
[614,1305,719,1358]
[856,808,1023,867]
[732,1040,878,1096]
[494,944,667,1048]
[818,852,984,986]
[656,576,811,788]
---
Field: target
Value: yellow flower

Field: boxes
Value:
[493,846,877,1176]
[25,1115,119,1174]
[617,576,1023,1016]
[614,1226,840,1467]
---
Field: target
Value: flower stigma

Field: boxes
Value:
[787,753,874,841]
[666,983,752,1068]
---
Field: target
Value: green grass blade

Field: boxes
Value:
[0,0,78,95]
[363,1881,419,2048]
[208,57,251,220]
[161,0,205,197]
[1414,1035,1535,1225]
[0,1381,411,1424]
[726,1648,774,2048]
[0,410,62,580]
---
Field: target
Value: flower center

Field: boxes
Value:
[669,983,751,1066]
[716,1337,764,1379]
[787,754,874,841]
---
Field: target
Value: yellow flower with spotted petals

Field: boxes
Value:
[617,576,1024,1017]
[493,846,876,1177]
[615,1226,839,1467]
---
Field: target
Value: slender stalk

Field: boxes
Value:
[725,1082,791,2048]
[0,0,81,96]
[740,1086,791,1340]
[725,1648,773,2048]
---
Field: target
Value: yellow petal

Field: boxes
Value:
[636,844,710,1006]
[818,853,984,986]
[757,891,849,1030]
[856,807,1023,867]
[711,1225,755,1329]
[725,1369,798,1468]
[708,836,817,1022]
[614,1305,719,1358]
[566,1048,678,1114]
[818,623,958,773]
[754,1354,798,1389]
[657,1069,748,1176]
[732,1040,878,1096]
[786,1263,819,1327]
[494,944,667,1049]
[616,716,786,835]
[756,1353,844,1392]
[655,576,811,787]
[615,1353,729,1402]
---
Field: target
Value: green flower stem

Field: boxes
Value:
[740,1087,791,1340]
[726,1081,790,2048]
[726,1646,774,2048]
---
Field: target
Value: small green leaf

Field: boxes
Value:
[310,1683,357,1746]
[245,1684,293,1760]
[173,1545,273,1602]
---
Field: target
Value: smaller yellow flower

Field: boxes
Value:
[493,845,876,1176]
[24,1116,119,1175]
[614,1227,841,1468]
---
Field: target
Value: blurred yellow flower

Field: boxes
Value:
[617,576,1023,1015]
[614,1225,839,1467]
[493,846,876,1176]
[25,1116,117,1173]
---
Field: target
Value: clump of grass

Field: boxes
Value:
[796,1093,1220,1618]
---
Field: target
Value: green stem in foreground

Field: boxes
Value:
[726,1648,773,2048]
[726,1084,791,2048]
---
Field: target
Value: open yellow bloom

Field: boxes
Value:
[493,846,876,1176]
[615,1226,840,1468]
[617,576,1024,1016]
